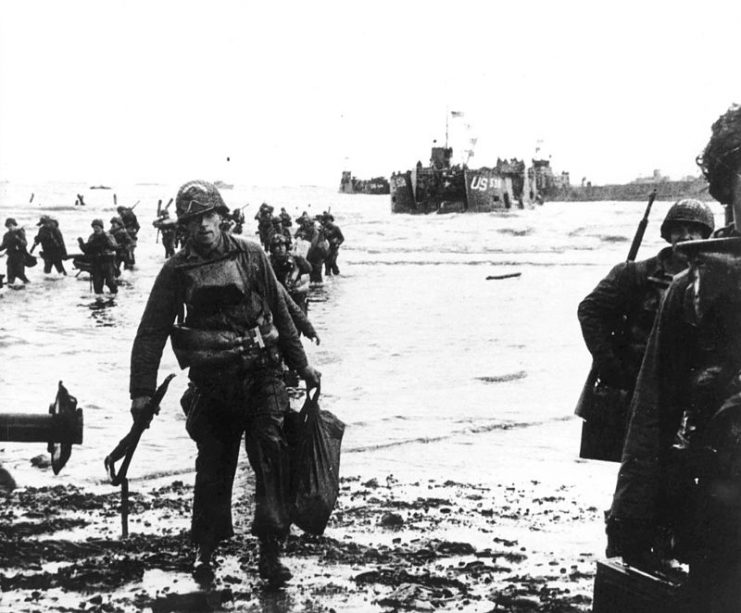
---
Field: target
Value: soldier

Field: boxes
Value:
[268,233,312,315]
[576,199,715,461]
[77,219,118,299]
[254,202,274,249]
[116,206,139,268]
[109,216,135,276]
[153,210,177,259]
[321,213,345,276]
[606,105,741,612]
[129,180,320,586]
[0,218,31,286]
[33,216,67,275]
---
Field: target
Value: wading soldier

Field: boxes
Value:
[268,233,312,314]
[33,215,67,275]
[129,180,320,586]
[0,218,30,286]
[576,199,715,461]
[607,104,741,612]
[77,219,118,299]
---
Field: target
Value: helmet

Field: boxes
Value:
[660,199,715,241]
[269,233,290,251]
[110,216,123,226]
[91,218,104,229]
[175,180,229,222]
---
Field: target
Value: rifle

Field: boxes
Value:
[155,200,162,243]
[164,198,174,211]
[626,188,657,263]
[104,374,175,537]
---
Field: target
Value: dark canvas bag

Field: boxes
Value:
[285,386,345,535]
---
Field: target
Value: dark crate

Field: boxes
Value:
[593,558,684,613]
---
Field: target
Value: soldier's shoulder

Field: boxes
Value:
[229,234,265,254]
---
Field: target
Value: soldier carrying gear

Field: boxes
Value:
[130,180,320,587]
[606,105,741,612]
[576,198,715,462]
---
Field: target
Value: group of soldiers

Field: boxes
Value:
[0,206,140,297]
[578,104,741,611]
[255,202,345,284]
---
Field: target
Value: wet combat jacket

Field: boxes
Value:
[324,223,344,248]
[0,228,28,259]
[130,233,307,398]
[34,225,67,258]
[270,254,311,292]
[578,247,683,390]
[611,239,741,555]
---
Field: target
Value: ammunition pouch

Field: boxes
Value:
[170,323,280,371]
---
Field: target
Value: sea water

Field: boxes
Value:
[0,181,725,491]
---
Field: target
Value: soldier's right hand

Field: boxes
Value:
[597,358,631,390]
[130,396,151,422]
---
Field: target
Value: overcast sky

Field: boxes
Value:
[1,0,739,186]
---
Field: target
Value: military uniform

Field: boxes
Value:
[0,221,30,284]
[34,217,67,275]
[609,238,741,611]
[78,223,118,295]
[130,228,308,547]
[323,220,344,276]
[577,200,715,461]
[269,251,312,314]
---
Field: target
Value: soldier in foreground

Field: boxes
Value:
[129,181,320,586]
[577,200,714,460]
[606,105,741,612]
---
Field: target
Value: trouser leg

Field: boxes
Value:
[105,264,118,293]
[6,261,15,284]
[92,266,104,293]
[54,257,66,274]
[244,372,291,537]
[185,384,243,546]
[43,258,52,273]
[192,430,242,546]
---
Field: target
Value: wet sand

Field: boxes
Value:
[1,418,616,613]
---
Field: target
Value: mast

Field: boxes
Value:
[445,107,449,149]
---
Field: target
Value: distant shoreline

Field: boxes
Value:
[547,178,712,202]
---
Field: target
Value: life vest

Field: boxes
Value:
[169,249,279,371]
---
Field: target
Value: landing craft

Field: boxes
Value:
[390,145,545,214]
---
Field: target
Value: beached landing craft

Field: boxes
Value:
[390,145,548,214]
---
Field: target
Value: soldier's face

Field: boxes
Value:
[187,211,221,248]
[668,222,705,245]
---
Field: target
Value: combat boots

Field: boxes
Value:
[192,542,215,583]
[258,534,292,586]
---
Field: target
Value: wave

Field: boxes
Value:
[345,415,573,453]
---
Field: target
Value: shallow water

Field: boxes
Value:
[0,181,726,491]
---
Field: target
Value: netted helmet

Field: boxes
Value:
[660,199,715,241]
[175,180,229,222]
